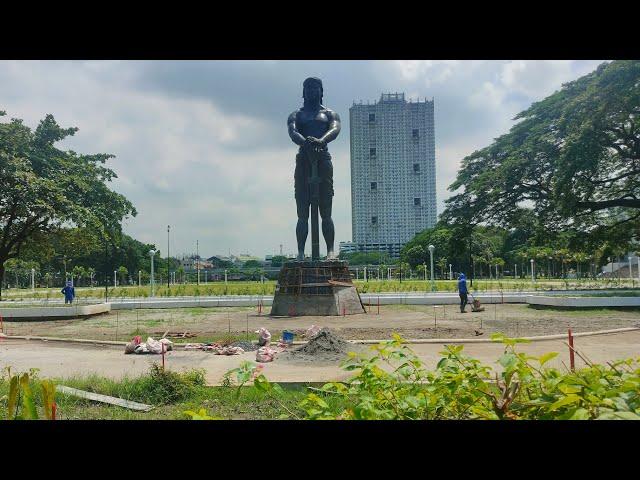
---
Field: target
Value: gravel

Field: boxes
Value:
[278,328,361,363]
[230,340,258,351]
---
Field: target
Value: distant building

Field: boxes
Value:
[180,255,212,272]
[349,93,437,258]
[339,241,358,255]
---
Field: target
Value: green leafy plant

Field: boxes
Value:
[1,367,56,420]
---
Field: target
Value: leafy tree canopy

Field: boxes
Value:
[0,110,136,297]
[442,60,640,240]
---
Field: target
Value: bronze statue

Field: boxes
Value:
[287,77,341,261]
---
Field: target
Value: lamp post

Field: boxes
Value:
[224,269,228,284]
[629,255,634,281]
[167,225,170,289]
[530,259,535,284]
[114,270,117,288]
[514,264,517,278]
[449,263,452,280]
[196,240,200,286]
[31,268,35,291]
[138,270,141,287]
[423,262,427,282]
[428,244,435,292]
[364,266,368,282]
[149,249,156,297]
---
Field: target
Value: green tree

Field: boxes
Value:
[0,110,136,298]
[269,255,288,267]
[243,260,262,269]
[404,245,427,269]
[443,60,640,240]
[117,265,129,285]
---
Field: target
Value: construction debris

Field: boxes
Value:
[281,328,357,362]
[183,343,244,355]
[57,385,153,412]
[230,340,258,352]
[305,325,322,338]
[256,327,271,346]
[156,331,198,339]
[256,346,277,363]
[124,336,173,355]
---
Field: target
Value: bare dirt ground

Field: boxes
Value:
[3,304,640,342]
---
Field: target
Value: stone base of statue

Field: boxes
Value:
[270,260,365,316]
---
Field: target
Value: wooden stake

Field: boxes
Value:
[377,296,380,315]
[568,329,575,371]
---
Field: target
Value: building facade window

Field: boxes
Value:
[370,148,376,157]
[369,113,376,122]
[371,216,378,224]
[370,182,377,190]
[414,198,421,206]
[413,163,420,173]
[412,128,419,138]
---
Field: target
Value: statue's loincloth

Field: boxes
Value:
[294,148,334,205]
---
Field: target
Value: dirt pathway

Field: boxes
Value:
[2,330,639,385]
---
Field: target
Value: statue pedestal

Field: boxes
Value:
[270,260,365,316]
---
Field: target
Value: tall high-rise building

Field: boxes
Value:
[347,93,436,258]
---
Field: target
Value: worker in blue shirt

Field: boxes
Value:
[457,273,468,313]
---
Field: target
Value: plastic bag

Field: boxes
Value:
[256,346,276,363]
[305,325,322,338]
[255,327,271,346]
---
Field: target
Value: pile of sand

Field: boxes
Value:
[280,328,359,363]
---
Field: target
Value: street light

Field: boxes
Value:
[167,225,171,290]
[149,249,156,297]
[423,262,427,282]
[449,263,452,280]
[114,270,117,288]
[428,244,435,292]
[31,268,35,291]
[530,259,535,284]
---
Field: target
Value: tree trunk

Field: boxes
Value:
[0,262,4,300]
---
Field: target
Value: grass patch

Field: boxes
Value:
[0,365,342,420]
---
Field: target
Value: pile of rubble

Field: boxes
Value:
[282,328,356,362]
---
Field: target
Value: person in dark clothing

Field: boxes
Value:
[457,273,468,313]
[61,281,75,305]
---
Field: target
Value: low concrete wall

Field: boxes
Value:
[0,302,111,321]
[527,295,640,308]
[110,297,274,310]
[108,293,527,310]
[361,293,528,305]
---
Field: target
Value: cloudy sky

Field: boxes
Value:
[0,60,605,258]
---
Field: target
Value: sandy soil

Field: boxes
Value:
[3,304,640,342]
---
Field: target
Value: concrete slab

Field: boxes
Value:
[0,303,111,320]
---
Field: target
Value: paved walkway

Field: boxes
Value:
[1,331,639,385]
